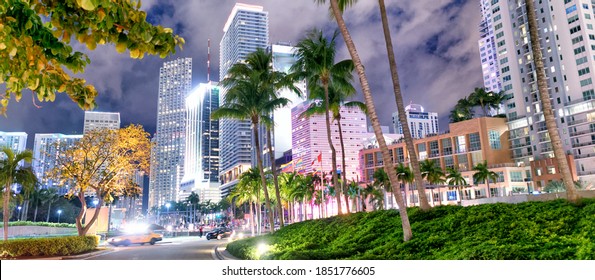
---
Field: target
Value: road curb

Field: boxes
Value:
[214,245,239,260]
[61,248,113,260]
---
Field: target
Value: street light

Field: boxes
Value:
[17,206,22,221]
[57,209,62,223]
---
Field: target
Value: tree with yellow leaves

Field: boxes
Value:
[48,124,151,236]
[0,0,184,116]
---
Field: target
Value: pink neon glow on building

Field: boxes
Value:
[291,101,367,182]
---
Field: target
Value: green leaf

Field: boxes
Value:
[115,42,127,53]
[77,0,97,11]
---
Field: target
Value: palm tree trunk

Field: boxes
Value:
[377,0,430,211]
[525,0,578,202]
[46,201,52,222]
[328,0,413,239]
[336,117,350,213]
[3,179,12,241]
[34,204,38,222]
[252,120,275,233]
[266,128,284,227]
[322,83,342,215]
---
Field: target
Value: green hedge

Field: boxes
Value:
[0,235,98,259]
[0,221,76,228]
[227,199,595,260]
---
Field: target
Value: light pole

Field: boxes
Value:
[57,209,62,223]
[17,206,22,221]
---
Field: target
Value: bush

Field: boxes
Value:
[226,199,595,260]
[0,235,98,259]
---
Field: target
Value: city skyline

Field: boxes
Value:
[0,0,483,151]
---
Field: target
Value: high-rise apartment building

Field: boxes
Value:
[269,44,307,160]
[149,58,192,209]
[392,104,439,139]
[83,111,120,133]
[478,0,503,94]
[0,132,27,159]
[291,101,367,181]
[219,3,269,197]
[33,133,82,194]
[181,82,221,202]
[480,0,595,183]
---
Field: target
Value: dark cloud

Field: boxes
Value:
[0,0,483,150]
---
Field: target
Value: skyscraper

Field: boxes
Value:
[181,82,221,202]
[270,43,307,160]
[0,131,27,159]
[33,133,82,194]
[392,104,439,139]
[478,0,503,94]
[219,3,269,197]
[291,101,367,181]
[480,0,595,183]
[150,58,192,209]
[83,111,120,133]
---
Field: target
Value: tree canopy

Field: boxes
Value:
[0,0,184,115]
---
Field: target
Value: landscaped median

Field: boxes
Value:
[0,235,99,259]
[226,198,595,260]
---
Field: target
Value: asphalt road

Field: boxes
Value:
[78,236,229,260]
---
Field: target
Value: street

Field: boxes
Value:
[77,236,230,260]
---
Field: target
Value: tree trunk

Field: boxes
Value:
[336,117,350,213]
[34,204,38,222]
[378,0,430,211]
[46,201,52,222]
[322,82,342,215]
[3,179,12,241]
[266,127,284,227]
[525,0,578,202]
[253,121,275,233]
[328,0,412,240]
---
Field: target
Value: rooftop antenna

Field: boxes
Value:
[207,39,211,83]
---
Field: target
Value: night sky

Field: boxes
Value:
[0,0,483,150]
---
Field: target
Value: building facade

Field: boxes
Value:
[219,3,269,197]
[292,100,367,181]
[480,0,595,184]
[83,111,120,133]
[181,82,221,203]
[149,58,192,209]
[360,117,531,207]
[478,0,503,94]
[32,133,83,194]
[392,103,439,139]
[0,131,27,159]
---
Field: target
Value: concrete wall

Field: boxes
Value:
[461,190,595,206]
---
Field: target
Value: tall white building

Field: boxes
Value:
[219,3,269,197]
[480,0,595,182]
[478,0,503,94]
[33,133,82,194]
[181,82,221,203]
[0,132,27,159]
[269,44,307,160]
[392,104,439,139]
[83,111,120,133]
[149,58,192,209]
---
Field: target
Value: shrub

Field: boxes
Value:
[226,199,595,260]
[0,221,76,228]
[0,235,98,259]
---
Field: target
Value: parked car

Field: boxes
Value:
[108,230,163,246]
[205,227,233,240]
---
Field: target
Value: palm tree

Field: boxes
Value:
[446,167,467,205]
[292,29,355,215]
[488,90,506,116]
[395,163,413,207]
[420,159,445,205]
[213,49,292,233]
[373,168,392,209]
[314,0,418,240]
[469,87,492,116]
[186,191,200,225]
[524,0,578,202]
[41,188,60,223]
[472,161,498,198]
[346,180,362,212]
[362,183,384,211]
[0,147,37,240]
[450,97,475,123]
